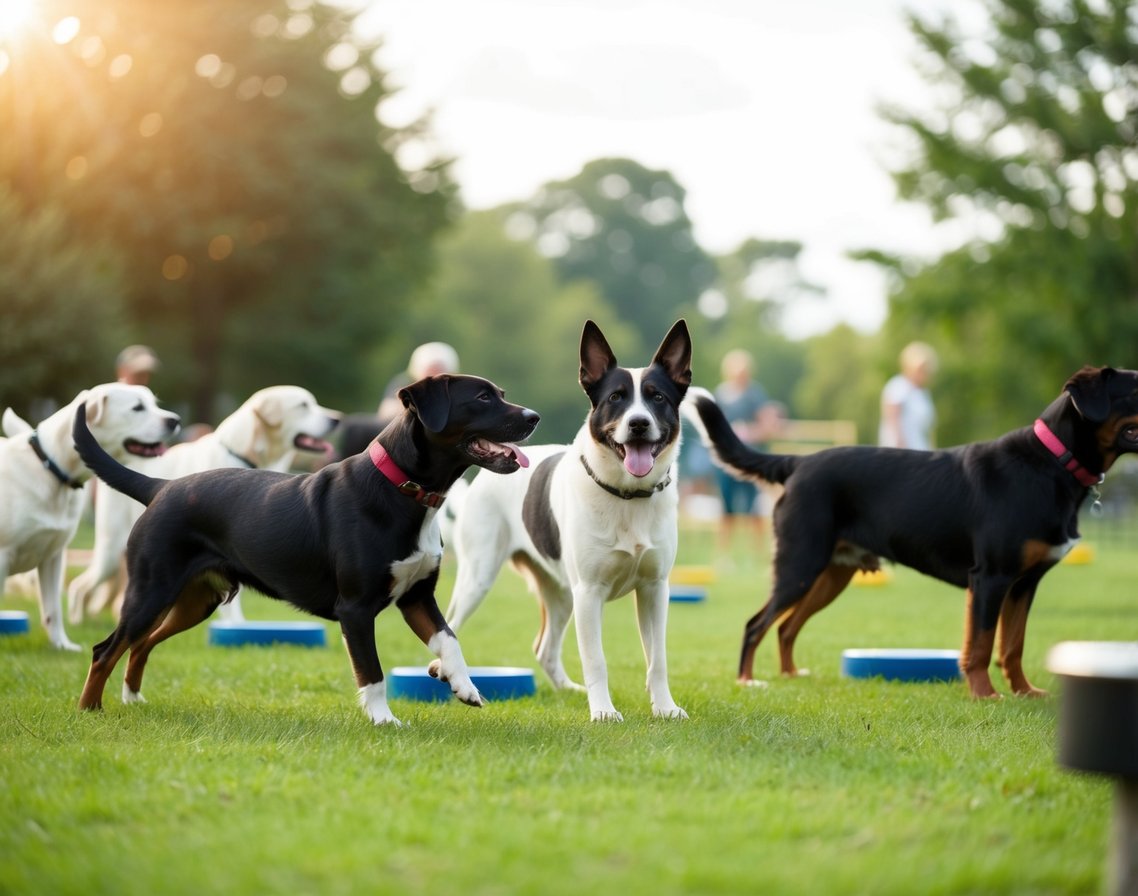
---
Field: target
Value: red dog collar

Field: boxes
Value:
[369,441,447,508]
[1032,419,1103,487]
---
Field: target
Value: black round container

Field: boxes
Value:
[1047,642,1138,778]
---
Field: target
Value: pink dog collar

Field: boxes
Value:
[369,441,447,508]
[1032,419,1102,488]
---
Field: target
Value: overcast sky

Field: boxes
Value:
[354,0,968,338]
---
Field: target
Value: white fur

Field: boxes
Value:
[427,631,481,704]
[68,385,339,624]
[358,680,401,726]
[389,509,442,601]
[0,383,179,649]
[447,365,687,722]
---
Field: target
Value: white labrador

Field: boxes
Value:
[68,385,340,623]
[0,383,180,649]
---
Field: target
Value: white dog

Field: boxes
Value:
[67,385,340,624]
[0,383,180,649]
[446,321,692,721]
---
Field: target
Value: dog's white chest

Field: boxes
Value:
[389,510,443,600]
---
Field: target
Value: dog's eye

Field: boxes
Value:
[477,392,492,402]
[132,402,145,412]
[651,393,665,403]
[608,391,624,403]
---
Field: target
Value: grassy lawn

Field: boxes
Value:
[1,520,1131,895]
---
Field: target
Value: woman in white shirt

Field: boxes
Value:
[878,341,938,450]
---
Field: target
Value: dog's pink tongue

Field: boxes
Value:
[624,443,654,478]
[507,443,530,468]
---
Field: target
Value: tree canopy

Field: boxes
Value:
[506,158,717,358]
[0,0,453,421]
[876,0,1138,442]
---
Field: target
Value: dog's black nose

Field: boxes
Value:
[628,416,651,436]
[523,409,540,428]
[166,416,181,433]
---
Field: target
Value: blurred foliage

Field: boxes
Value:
[874,0,1138,444]
[0,0,453,422]
[369,209,637,444]
[0,185,126,413]
[507,158,717,359]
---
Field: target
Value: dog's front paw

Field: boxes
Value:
[590,709,624,722]
[454,683,484,708]
[652,705,689,720]
[53,637,82,652]
[122,684,146,705]
[427,658,483,706]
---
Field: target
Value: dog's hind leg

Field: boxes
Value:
[122,579,223,703]
[67,551,123,624]
[445,542,510,633]
[960,578,1011,699]
[775,564,856,677]
[512,555,582,691]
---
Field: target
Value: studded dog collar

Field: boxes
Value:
[369,441,447,508]
[579,454,671,500]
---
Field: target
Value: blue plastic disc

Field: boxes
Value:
[0,610,30,635]
[208,620,327,648]
[669,585,707,603]
[841,648,961,682]
[389,666,536,702]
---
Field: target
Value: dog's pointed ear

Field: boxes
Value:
[400,376,451,434]
[1066,366,1115,423]
[579,320,617,391]
[652,319,692,392]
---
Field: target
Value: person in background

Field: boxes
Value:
[878,341,938,450]
[713,349,781,554]
[335,341,462,461]
[376,341,461,427]
[115,345,160,387]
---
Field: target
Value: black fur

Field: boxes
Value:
[522,452,565,561]
[72,374,539,719]
[688,366,1138,698]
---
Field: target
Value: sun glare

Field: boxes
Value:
[0,0,37,41]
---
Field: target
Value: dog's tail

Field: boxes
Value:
[72,404,167,506]
[682,387,799,485]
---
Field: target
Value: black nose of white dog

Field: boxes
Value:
[628,416,651,437]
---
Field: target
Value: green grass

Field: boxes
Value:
[1,523,1129,895]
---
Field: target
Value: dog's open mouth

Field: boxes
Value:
[294,434,333,454]
[616,439,662,478]
[467,438,531,470]
[124,439,167,458]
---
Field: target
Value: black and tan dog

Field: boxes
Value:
[73,375,539,726]
[684,366,1138,698]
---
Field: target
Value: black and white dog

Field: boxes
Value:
[72,375,539,727]
[446,320,691,721]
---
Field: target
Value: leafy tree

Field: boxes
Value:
[509,158,716,356]
[875,0,1138,441]
[0,0,452,420]
[368,209,635,444]
[680,238,815,409]
[0,186,127,414]
[792,324,883,443]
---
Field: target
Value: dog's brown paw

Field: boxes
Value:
[427,658,446,682]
